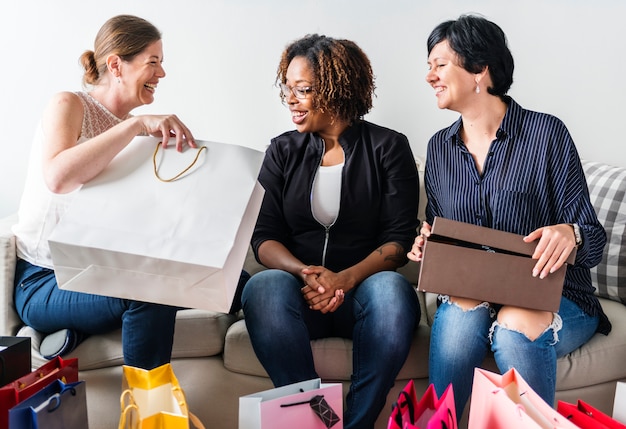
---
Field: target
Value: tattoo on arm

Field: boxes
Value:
[375,242,407,265]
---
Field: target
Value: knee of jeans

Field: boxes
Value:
[359,272,416,308]
[242,269,301,310]
[490,313,563,345]
[439,295,496,316]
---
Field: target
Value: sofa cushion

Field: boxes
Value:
[21,309,238,370]
[0,214,20,336]
[554,297,626,390]
[582,160,626,304]
[223,318,431,381]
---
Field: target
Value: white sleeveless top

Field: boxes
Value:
[13,92,126,268]
[311,163,344,227]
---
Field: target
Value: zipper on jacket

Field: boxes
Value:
[309,137,340,267]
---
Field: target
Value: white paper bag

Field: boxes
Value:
[239,378,343,429]
[48,136,265,313]
[614,381,626,423]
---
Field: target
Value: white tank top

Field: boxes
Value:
[311,163,344,227]
[13,92,126,268]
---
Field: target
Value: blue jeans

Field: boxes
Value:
[241,269,420,429]
[429,295,599,420]
[14,258,179,369]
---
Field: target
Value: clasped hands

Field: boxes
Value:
[407,221,578,279]
[300,266,346,314]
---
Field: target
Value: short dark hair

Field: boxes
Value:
[276,34,375,123]
[427,14,514,97]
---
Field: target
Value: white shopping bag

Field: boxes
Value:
[239,379,343,429]
[48,136,265,313]
[614,381,626,423]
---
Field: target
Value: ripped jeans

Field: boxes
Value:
[429,295,599,420]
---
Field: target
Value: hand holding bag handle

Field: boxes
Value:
[152,141,207,182]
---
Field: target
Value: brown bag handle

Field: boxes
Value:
[152,141,207,183]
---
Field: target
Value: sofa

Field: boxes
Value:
[1,157,625,429]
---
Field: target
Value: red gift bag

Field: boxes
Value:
[388,380,457,429]
[557,400,626,429]
[0,356,78,428]
[468,367,578,429]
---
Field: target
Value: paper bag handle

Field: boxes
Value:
[119,389,139,429]
[152,141,207,183]
[172,385,207,429]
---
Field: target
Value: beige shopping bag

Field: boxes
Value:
[49,136,264,313]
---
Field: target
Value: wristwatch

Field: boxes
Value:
[571,223,583,247]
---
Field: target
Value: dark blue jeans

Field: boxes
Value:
[14,258,180,369]
[241,269,420,429]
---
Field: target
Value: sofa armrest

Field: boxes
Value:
[0,214,21,336]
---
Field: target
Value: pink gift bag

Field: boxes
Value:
[239,378,342,429]
[468,367,578,429]
[388,380,457,429]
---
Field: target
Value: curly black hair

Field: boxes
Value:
[276,34,375,123]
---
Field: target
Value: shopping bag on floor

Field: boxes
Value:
[239,378,342,429]
[468,367,578,429]
[615,382,626,424]
[387,380,457,429]
[558,399,626,428]
[8,379,88,429]
[49,136,265,313]
[0,356,78,428]
[118,363,205,429]
[0,336,31,385]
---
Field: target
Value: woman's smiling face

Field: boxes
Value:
[426,40,477,112]
[284,56,334,134]
[120,39,166,108]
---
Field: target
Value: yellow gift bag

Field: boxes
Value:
[118,363,205,429]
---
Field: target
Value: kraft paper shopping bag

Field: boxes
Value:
[239,378,342,429]
[0,356,78,428]
[468,367,578,429]
[49,136,265,313]
[119,363,205,429]
[388,381,457,429]
[8,379,88,429]
[557,399,626,428]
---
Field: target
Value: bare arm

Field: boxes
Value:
[42,92,195,194]
[302,241,406,312]
[257,239,309,282]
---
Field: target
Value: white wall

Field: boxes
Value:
[1,0,624,218]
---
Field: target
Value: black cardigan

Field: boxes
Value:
[252,120,419,273]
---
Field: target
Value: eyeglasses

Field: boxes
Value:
[279,83,314,101]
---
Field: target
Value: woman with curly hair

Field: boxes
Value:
[241,34,421,428]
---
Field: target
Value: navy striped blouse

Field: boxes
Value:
[425,97,610,334]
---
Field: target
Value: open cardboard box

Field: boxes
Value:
[417,217,576,312]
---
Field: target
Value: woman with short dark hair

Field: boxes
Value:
[408,14,610,418]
